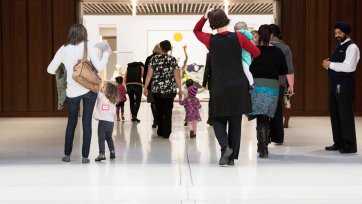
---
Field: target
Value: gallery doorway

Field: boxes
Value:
[78,0,277,99]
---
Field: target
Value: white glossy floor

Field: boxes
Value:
[0,102,362,204]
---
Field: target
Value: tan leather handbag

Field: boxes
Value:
[72,41,101,93]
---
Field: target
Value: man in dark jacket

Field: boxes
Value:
[125,62,144,122]
[269,24,295,144]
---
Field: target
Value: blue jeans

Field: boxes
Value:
[64,91,97,158]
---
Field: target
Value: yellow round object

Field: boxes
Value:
[173,32,183,42]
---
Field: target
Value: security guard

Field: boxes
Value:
[322,21,360,153]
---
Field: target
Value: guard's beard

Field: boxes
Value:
[336,36,347,42]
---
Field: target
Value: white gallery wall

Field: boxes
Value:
[84,15,273,73]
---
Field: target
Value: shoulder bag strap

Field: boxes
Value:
[82,40,88,60]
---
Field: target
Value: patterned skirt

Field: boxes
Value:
[248,78,280,120]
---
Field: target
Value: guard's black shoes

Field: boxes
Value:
[325,144,340,151]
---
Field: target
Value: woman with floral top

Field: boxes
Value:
[143,40,182,138]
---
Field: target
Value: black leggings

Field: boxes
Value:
[154,97,174,137]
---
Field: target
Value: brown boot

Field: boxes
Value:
[283,107,292,128]
[190,131,196,138]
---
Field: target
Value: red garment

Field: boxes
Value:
[117,84,127,102]
[193,17,260,58]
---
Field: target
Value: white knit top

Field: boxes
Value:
[47,41,110,97]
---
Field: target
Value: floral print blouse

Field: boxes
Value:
[149,54,179,95]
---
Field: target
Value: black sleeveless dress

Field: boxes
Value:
[209,32,252,117]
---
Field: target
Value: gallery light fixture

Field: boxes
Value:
[132,0,137,16]
[224,0,229,15]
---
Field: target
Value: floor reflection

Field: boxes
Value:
[1,104,362,202]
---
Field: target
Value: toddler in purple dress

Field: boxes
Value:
[179,85,201,138]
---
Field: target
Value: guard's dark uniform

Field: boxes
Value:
[329,40,357,152]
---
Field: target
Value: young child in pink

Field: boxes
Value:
[182,78,195,126]
[93,82,118,161]
[179,85,201,138]
[115,76,127,121]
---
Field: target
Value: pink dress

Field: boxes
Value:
[180,97,201,122]
[117,84,127,102]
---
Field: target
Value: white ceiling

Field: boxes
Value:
[81,0,274,15]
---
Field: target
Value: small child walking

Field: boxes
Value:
[115,76,127,121]
[93,82,118,161]
[179,85,201,138]
[182,78,194,126]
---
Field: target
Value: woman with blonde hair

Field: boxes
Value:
[47,24,112,163]
[144,43,162,128]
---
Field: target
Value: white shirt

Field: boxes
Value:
[330,38,360,73]
[93,92,116,122]
[47,41,110,97]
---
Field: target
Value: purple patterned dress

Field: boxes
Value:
[179,97,201,122]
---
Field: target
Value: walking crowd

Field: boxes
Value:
[47,8,359,166]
